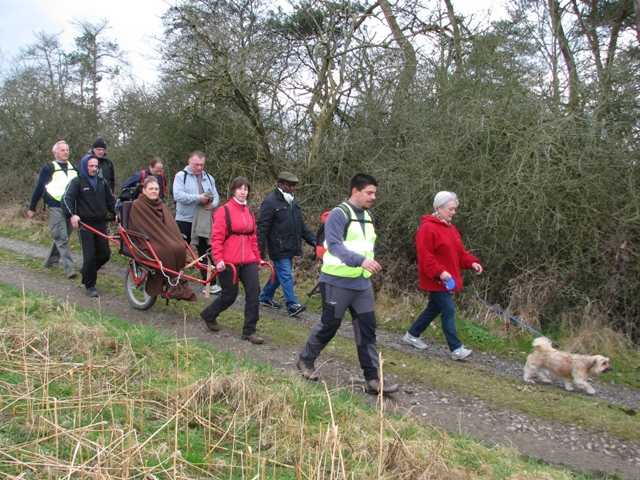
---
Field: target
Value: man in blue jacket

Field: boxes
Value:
[257,172,316,317]
[27,140,78,278]
[121,157,166,201]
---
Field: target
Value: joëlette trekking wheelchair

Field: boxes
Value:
[79,200,274,311]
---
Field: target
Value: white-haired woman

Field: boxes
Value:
[402,191,483,360]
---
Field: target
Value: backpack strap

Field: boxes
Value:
[337,202,373,239]
[223,205,254,239]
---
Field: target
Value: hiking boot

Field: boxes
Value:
[451,346,473,361]
[260,299,282,309]
[402,332,427,350]
[200,310,221,332]
[365,379,399,396]
[241,333,264,344]
[287,303,306,317]
[296,357,319,381]
[66,271,78,279]
[85,287,99,298]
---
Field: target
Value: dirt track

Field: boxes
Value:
[1,236,639,479]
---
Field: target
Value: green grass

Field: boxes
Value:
[0,284,592,479]
[1,234,639,443]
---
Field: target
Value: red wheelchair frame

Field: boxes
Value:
[80,220,274,311]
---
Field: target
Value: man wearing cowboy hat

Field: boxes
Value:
[257,172,316,317]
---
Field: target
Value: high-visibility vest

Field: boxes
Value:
[45,161,77,201]
[321,203,376,278]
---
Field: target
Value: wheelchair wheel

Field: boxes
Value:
[124,265,157,310]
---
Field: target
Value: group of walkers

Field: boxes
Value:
[28,140,483,395]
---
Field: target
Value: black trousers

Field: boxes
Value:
[201,263,261,335]
[177,220,209,280]
[79,221,111,288]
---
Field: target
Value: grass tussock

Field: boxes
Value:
[0,285,581,479]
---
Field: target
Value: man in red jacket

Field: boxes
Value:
[402,191,483,360]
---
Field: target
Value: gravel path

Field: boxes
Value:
[1,236,639,479]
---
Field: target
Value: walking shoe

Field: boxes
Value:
[85,287,99,298]
[260,299,282,309]
[451,346,473,361]
[200,310,221,332]
[296,357,319,381]
[202,284,222,294]
[287,303,306,317]
[365,379,399,396]
[241,333,264,344]
[66,271,78,279]
[402,332,428,350]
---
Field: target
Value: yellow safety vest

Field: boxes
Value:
[45,161,77,201]
[321,203,376,278]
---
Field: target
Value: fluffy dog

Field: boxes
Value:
[523,337,612,395]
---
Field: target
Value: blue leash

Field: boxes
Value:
[470,293,563,348]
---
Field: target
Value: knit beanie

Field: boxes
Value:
[92,137,107,149]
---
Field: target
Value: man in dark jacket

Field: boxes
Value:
[257,172,315,316]
[88,137,116,192]
[62,154,117,297]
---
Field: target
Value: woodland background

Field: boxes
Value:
[1,0,639,341]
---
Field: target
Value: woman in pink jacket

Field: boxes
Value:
[402,191,483,360]
[200,177,265,344]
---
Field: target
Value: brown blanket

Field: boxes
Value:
[128,195,196,301]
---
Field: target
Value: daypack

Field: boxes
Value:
[140,169,166,196]
[315,204,374,259]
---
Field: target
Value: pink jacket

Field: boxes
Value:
[211,199,261,265]
[416,214,480,292]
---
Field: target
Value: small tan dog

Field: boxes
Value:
[523,337,612,395]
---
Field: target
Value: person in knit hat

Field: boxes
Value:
[87,137,116,192]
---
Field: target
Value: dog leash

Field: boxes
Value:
[469,293,563,348]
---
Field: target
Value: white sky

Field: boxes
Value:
[0,0,167,87]
[0,0,507,92]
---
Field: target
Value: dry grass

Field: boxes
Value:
[0,287,579,479]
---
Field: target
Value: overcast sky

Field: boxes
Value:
[0,0,506,90]
[0,0,167,86]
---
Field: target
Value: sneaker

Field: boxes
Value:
[287,303,307,317]
[202,285,222,294]
[260,299,282,309]
[451,346,473,361]
[402,332,428,350]
[200,311,221,331]
[365,379,399,396]
[296,357,319,381]
[241,333,264,344]
[85,287,99,298]
[66,271,78,279]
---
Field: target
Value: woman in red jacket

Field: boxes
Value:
[200,177,265,344]
[402,191,483,360]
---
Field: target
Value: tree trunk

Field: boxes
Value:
[548,0,580,109]
[442,0,463,74]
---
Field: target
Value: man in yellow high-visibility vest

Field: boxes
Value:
[297,173,399,396]
[27,140,78,278]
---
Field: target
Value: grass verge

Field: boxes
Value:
[0,284,589,478]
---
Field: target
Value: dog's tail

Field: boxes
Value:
[532,337,553,351]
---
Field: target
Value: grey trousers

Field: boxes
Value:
[299,282,380,381]
[44,207,75,275]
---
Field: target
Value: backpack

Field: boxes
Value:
[140,169,166,196]
[315,203,374,259]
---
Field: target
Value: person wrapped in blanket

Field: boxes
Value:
[127,176,197,301]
